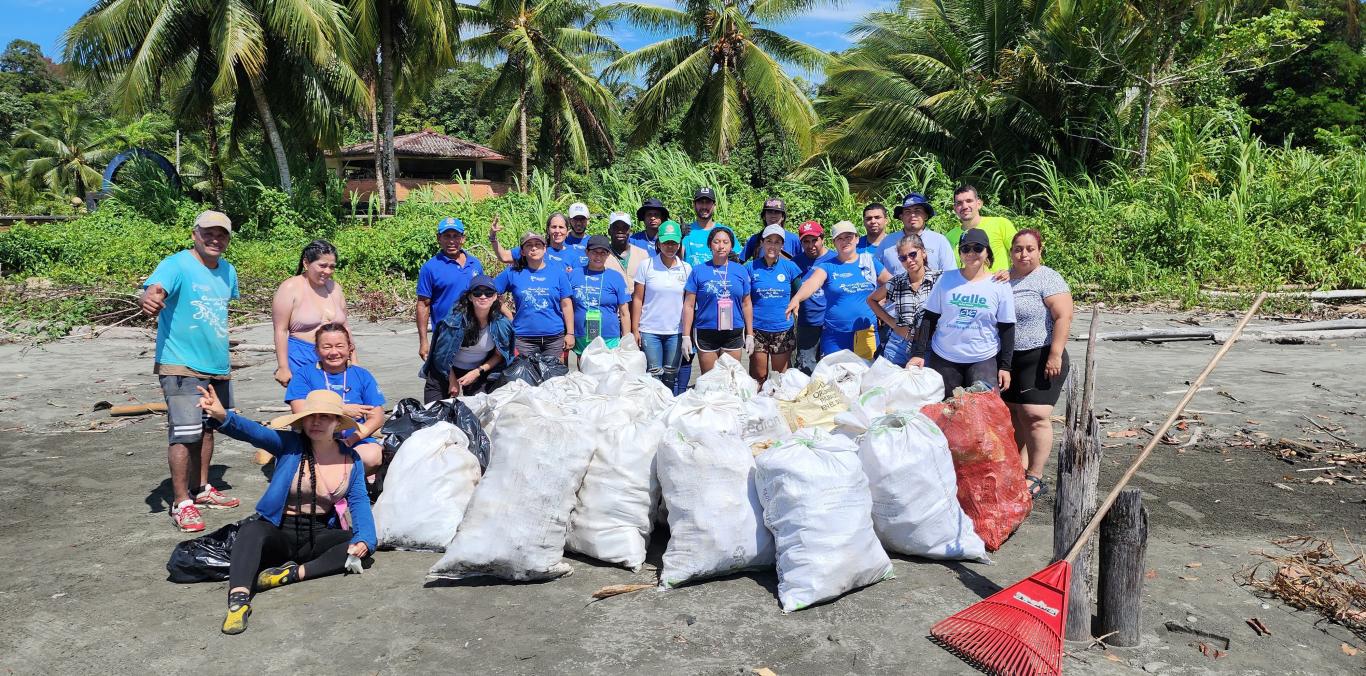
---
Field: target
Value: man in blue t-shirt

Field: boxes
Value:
[790,220,835,373]
[680,186,741,265]
[566,202,591,246]
[139,210,242,533]
[741,197,801,261]
[417,217,484,362]
[857,202,896,259]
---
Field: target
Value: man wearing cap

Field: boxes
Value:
[741,198,801,261]
[680,187,741,266]
[946,184,1015,273]
[417,217,485,362]
[884,193,955,275]
[570,235,633,355]
[566,202,591,246]
[791,220,836,373]
[630,198,668,256]
[603,211,649,287]
[139,210,242,532]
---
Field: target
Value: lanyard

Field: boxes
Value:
[319,364,349,395]
[715,262,731,298]
[586,270,607,309]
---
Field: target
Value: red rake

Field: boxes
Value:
[931,293,1268,676]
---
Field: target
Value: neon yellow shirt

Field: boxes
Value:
[947,216,1016,273]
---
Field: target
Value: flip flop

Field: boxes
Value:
[1026,475,1049,499]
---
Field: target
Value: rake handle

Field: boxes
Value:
[1062,292,1268,564]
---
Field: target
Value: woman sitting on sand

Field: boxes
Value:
[196,386,376,635]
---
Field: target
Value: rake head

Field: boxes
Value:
[930,560,1072,676]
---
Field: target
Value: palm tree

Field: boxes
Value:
[64,0,365,194]
[12,106,123,202]
[458,0,620,188]
[603,0,828,184]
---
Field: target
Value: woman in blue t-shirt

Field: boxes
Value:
[283,323,385,475]
[681,228,754,374]
[785,221,891,360]
[744,224,803,386]
[571,236,632,355]
[495,231,576,361]
[909,227,1017,394]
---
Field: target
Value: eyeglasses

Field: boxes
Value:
[897,251,921,262]
[959,243,987,254]
[470,289,497,298]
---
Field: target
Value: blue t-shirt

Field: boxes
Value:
[685,261,751,331]
[511,242,588,275]
[629,230,659,257]
[417,251,484,326]
[494,264,574,337]
[879,229,957,276]
[857,233,901,261]
[745,257,802,332]
[144,250,239,375]
[792,250,836,326]
[283,364,385,441]
[681,222,741,266]
[924,269,1017,362]
[815,253,884,332]
[564,234,587,247]
[570,268,630,339]
[742,230,801,262]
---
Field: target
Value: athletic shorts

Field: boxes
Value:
[159,375,232,444]
[753,328,795,354]
[694,328,744,353]
[1002,346,1070,406]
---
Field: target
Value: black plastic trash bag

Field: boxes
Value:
[490,353,568,390]
[166,515,259,583]
[380,397,490,474]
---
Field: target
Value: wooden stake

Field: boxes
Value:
[1097,488,1148,647]
[1054,305,1103,640]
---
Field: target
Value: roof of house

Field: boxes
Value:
[334,130,508,161]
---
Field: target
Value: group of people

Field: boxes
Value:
[139,182,1074,634]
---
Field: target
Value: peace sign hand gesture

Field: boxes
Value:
[488,215,502,243]
[196,386,228,423]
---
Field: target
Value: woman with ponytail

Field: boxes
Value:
[195,385,376,635]
[271,240,351,388]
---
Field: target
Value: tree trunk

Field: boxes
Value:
[247,74,292,193]
[740,86,764,187]
[1136,70,1154,171]
[1347,0,1361,50]
[518,80,529,190]
[378,2,398,214]
[204,110,226,210]
[368,72,386,215]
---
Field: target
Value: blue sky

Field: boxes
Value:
[3,0,892,67]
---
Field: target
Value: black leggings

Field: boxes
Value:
[928,351,1000,395]
[228,515,351,591]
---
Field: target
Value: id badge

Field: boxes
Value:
[717,297,734,331]
[585,308,603,340]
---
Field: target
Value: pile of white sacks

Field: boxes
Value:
[371,337,988,612]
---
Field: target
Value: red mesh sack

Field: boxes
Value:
[921,390,1031,551]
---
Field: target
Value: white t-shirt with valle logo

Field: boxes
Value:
[924,269,1016,363]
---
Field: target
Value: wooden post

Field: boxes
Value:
[1053,305,1103,640]
[1097,488,1148,647]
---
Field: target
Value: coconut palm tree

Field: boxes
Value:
[458,0,620,188]
[603,0,828,184]
[12,106,123,202]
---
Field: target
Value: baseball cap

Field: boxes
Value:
[658,220,683,244]
[608,211,632,227]
[568,202,590,219]
[959,227,990,249]
[797,220,823,238]
[585,235,611,251]
[761,198,786,214]
[468,274,497,293]
[694,187,716,201]
[637,197,669,221]
[761,224,787,240]
[520,231,546,246]
[893,193,936,219]
[194,210,234,233]
[437,217,465,234]
[831,220,859,238]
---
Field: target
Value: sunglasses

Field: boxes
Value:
[470,289,497,298]
[897,251,921,262]
[959,243,987,254]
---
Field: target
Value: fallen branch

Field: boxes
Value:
[231,343,275,353]
[1203,289,1366,301]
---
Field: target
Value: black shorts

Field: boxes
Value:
[694,328,744,353]
[1002,347,1070,406]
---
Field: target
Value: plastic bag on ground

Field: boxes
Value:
[755,428,894,612]
[776,378,848,431]
[540,370,600,398]
[377,398,490,497]
[430,391,596,581]
[566,398,665,571]
[921,390,1031,551]
[166,516,259,583]
[811,350,871,402]
[759,368,811,402]
[595,370,674,410]
[372,422,482,551]
[861,357,945,404]
[739,395,790,451]
[693,353,758,401]
[857,412,988,561]
[578,336,648,378]
[664,388,744,440]
[491,353,568,390]
[657,430,775,588]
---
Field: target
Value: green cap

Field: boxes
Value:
[658,220,683,244]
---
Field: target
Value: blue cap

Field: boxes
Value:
[468,274,497,293]
[893,193,935,219]
[437,217,465,234]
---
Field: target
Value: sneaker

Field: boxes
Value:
[222,592,252,635]
[171,502,205,533]
[255,563,300,592]
[195,486,240,510]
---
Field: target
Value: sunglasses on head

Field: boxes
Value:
[470,289,497,298]
[897,251,921,262]
[959,243,987,254]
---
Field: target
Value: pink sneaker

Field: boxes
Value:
[195,486,240,510]
[172,502,206,533]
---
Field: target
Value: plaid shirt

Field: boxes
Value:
[884,269,941,332]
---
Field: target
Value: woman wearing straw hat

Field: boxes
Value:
[195,386,376,636]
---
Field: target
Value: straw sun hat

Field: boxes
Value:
[268,390,358,433]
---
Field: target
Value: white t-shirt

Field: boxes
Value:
[924,269,1016,363]
[452,326,494,370]
[635,255,692,335]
